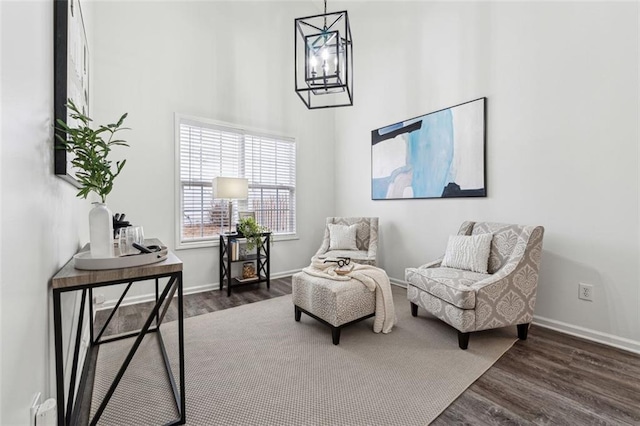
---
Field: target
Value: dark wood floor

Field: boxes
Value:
[94,277,293,336]
[94,277,640,425]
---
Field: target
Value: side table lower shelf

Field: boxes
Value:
[233,275,267,284]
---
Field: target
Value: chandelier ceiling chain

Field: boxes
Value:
[324,0,327,30]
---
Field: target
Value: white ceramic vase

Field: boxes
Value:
[89,202,114,258]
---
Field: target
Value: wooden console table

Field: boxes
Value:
[51,239,185,425]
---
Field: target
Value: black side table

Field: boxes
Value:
[219,232,270,296]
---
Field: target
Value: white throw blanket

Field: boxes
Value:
[302,257,396,334]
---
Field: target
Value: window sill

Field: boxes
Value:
[272,234,299,243]
[175,234,299,251]
[175,239,218,251]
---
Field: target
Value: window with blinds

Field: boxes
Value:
[176,115,296,245]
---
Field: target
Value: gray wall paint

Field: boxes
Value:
[2,3,637,423]
[90,1,336,302]
[334,1,640,346]
[1,1,92,424]
[93,1,640,348]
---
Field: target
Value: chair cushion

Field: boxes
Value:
[441,233,492,273]
[407,285,476,332]
[405,267,490,309]
[292,272,375,327]
[328,223,358,250]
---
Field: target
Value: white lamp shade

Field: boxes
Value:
[212,177,248,199]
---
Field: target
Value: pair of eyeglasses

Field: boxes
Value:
[324,257,351,267]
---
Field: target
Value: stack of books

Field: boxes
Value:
[229,239,241,261]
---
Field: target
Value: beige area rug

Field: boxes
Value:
[90,286,517,425]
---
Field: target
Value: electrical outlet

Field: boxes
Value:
[579,283,594,301]
[30,392,41,426]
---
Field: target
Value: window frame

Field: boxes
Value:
[174,113,298,250]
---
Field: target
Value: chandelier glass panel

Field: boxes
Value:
[295,2,353,109]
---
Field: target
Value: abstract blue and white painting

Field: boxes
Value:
[371,98,486,200]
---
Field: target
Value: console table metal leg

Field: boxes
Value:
[89,287,94,345]
[66,289,87,423]
[53,289,66,426]
[154,271,185,424]
[157,330,180,410]
[155,278,159,326]
[89,276,177,425]
[178,271,186,423]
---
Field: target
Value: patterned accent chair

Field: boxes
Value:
[405,221,544,349]
[314,217,379,266]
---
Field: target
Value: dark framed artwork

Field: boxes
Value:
[54,0,89,187]
[371,97,487,200]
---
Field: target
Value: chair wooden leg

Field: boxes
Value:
[294,306,301,322]
[332,327,341,345]
[517,323,530,340]
[458,331,470,350]
[410,302,418,317]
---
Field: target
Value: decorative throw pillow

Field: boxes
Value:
[328,223,358,251]
[441,233,493,274]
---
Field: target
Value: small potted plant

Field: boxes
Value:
[55,99,129,202]
[236,216,269,251]
[55,99,130,257]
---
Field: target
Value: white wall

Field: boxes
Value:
[334,1,640,349]
[90,1,336,301]
[0,1,635,423]
[1,1,92,424]
[91,1,640,351]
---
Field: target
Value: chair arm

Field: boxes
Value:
[365,218,379,260]
[471,226,544,331]
[366,233,378,260]
[418,257,443,269]
[471,261,519,292]
[471,258,537,331]
[474,225,544,288]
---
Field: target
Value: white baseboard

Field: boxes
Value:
[389,278,407,288]
[99,269,302,311]
[532,315,640,355]
[391,277,640,355]
[272,269,303,279]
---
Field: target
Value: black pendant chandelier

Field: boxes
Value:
[294,0,353,109]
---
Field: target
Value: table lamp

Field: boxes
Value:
[212,177,249,234]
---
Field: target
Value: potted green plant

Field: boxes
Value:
[236,216,269,251]
[55,99,129,202]
[55,99,130,257]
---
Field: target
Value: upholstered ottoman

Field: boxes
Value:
[292,272,375,345]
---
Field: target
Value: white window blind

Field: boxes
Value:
[177,115,296,244]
